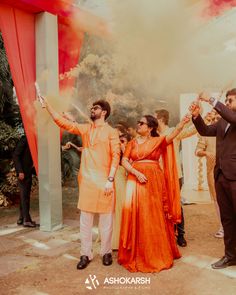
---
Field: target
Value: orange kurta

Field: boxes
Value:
[54,117,120,213]
[118,136,181,273]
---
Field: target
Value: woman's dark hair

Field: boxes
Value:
[143,115,159,137]
[93,100,111,120]
[119,132,131,142]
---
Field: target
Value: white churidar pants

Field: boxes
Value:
[80,211,113,260]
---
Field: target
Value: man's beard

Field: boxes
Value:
[90,113,101,121]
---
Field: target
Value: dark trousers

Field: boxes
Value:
[215,172,236,259]
[18,177,32,221]
[177,178,185,237]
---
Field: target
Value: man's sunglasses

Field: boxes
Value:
[137,121,148,126]
[90,105,102,111]
[225,98,234,104]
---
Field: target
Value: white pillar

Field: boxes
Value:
[35,12,62,231]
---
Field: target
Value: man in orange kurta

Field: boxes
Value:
[44,99,120,269]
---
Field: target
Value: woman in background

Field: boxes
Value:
[112,131,130,250]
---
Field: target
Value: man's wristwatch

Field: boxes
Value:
[209,97,216,105]
[108,177,114,182]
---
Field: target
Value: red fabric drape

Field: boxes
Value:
[0,5,38,172]
[0,1,84,171]
[0,0,73,15]
[205,0,236,16]
[0,0,84,90]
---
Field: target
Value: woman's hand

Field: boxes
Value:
[77,147,83,152]
[66,142,72,149]
[134,170,147,183]
[62,142,71,151]
[177,114,191,129]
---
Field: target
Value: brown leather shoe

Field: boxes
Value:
[103,253,112,266]
[77,255,90,270]
[211,256,236,269]
[23,221,36,228]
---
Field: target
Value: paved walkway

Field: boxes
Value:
[0,211,236,295]
[0,189,236,295]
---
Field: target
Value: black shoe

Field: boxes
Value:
[177,235,187,247]
[103,253,112,266]
[211,256,236,269]
[17,218,23,225]
[77,255,90,270]
[23,221,36,228]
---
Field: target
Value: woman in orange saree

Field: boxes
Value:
[118,115,189,273]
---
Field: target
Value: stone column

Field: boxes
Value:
[35,12,62,231]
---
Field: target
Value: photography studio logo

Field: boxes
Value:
[103,276,151,290]
[85,274,100,290]
[84,274,151,290]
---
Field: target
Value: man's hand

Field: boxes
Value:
[18,173,25,181]
[189,102,200,119]
[104,180,114,197]
[77,147,83,152]
[39,95,47,108]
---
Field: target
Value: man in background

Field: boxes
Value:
[13,135,36,227]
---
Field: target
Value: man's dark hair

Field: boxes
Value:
[115,124,127,135]
[117,121,129,129]
[226,88,236,98]
[93,100,111,120]
[155,109,169,125]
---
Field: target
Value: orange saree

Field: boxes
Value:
[118,136,181,273]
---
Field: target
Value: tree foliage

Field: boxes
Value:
[0,33,22,206]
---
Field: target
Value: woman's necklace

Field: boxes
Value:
[135,136,150,160]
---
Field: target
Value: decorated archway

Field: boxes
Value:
[0,0,110,230]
